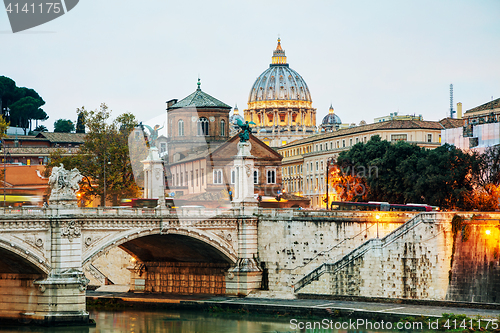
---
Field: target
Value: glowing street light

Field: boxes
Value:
[376,214,380,239]
[485,229,491,235]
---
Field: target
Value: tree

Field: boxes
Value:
[34,125,48,132]
[0,77,48,133]
[334,136,493,211]
[54,119,75,133]
[46,104,141,206]
[76,111,85,133]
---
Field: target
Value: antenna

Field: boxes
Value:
[450,84,455,118]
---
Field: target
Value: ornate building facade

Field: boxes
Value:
[244,39,316,148]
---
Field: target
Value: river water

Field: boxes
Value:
[0,309,430,332]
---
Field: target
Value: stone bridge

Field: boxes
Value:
[0,206,259,325]
[1,207,498,325]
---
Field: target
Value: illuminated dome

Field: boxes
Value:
[243,39,316,148]
[248,39,312,104]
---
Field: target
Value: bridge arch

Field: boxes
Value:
[0,237,51,275]
[82,227,238,266]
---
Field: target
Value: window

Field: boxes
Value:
[330,142,333,150]
[320,144,323,151]
[391,134,407,142]
[267,169,276,184]
[173,174,176,186]
[364,136,367,143]
[196,169,199,186]
[191,171,194,187]
[178,119,184,136]
[197,117,209,136]
[427,134,432,142]
[253,170,259,184]
[213,169,223,184]
[337,141,340,148]
[349,138,352,146]
[220,119,225,136]
[201,168,204,185]
[231,169,235,184]
[356,138,359,144]
[342,140,345,147]
[320,161,324,171]
[160,142,167,154]
[316,161,319,171]
[180,173,184,186]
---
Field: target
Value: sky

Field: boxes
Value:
[1,0,499,133]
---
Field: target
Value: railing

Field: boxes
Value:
[293,212,435,293]
[0,206,239,218]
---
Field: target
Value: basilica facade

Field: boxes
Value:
[244,39,317,148]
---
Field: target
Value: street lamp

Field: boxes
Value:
[103,155,111,207]
[376,214,380,238]
[1,139,5,207]
[325,157,335,210]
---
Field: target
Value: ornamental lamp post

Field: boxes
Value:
[325,157,335,210]
[103,155,111,207]
[376,214,380,239]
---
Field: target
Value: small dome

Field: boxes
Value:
[322,113,342,125]
[230,114,244,125]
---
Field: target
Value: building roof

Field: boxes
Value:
[281,119,454,148]
[465,97,500,114]
[4,165,48,188]
[36,132,86,144]
[168,79,231,110]
[438,117,464,129]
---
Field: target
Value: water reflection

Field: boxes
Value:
[89,310,293,333]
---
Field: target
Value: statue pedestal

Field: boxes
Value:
[141,147,165,203]
[227,142,262,296]
[232,142,258,216]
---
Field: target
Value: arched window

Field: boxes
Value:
[213,169,223,184]
[178,119,184,136]
[197,117,209,136]
[253,170,259,184]
[220,119,225,136]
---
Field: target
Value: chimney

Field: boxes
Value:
[457,102,462,119]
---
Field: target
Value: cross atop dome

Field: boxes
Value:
[329,104,334,114]
[271,38,287,65]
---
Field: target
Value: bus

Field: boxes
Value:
[330,201,434,212]
[120,198,175,208]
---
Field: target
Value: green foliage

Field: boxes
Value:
[76,111,85,133]
[54,119,75,133]
[336,136,498,211]
[0,77,48,134]
[46,104,140,206]
[34,125,48,132]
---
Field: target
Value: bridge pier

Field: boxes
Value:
[226,218,262,296]
[22,220,89,325]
